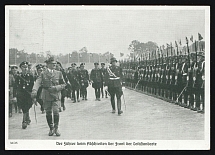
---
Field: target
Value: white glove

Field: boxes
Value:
[122,86,125,90]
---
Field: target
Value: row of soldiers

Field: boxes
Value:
[121,51,205,113]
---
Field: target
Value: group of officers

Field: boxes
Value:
[8,56,124,137]
[121,51,205,113]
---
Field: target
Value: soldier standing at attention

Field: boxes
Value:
[31,57,66,136]
[79,63,89,100]
[15,61,34,129]
[104,57,123,115]
[100,63,108,98]
[67,63,80,103]
[90,62,103,101]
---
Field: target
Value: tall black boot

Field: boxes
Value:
[22,113,27,129]
[46,115,54,136]
[54,114,61,136]
[117,99,123,115]
[85,90,88,100]
[26,111,31,125]
[110,96,116,113]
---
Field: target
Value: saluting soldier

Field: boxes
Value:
[79,63,89,100]
[67,63,80,103]
[15,61,34,129]
[34,64,45,114]
[104,57,123,115]
[100,63,108,98]
[90,62,103,101]
[31,57,66,136]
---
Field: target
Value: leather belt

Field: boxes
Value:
[109,77,120,80]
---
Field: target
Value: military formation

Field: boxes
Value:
[8,56,124,136]
[121,48,205,114]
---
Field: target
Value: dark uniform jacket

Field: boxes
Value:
[15,72,34,109]
[90,68,103,88]
[67,69,80,90]
[79,69,89,88]
[104,65,123,88]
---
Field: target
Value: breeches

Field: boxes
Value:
[43,100,60,116]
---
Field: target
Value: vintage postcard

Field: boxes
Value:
[5,5,210,150]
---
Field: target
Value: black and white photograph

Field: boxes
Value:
[5,6,210,150]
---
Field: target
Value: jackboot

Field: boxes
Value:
[54,114,61,136]
[46,115,54,136]
[22,113,27,129]
[117,99,123,115]
[26,112,31,125]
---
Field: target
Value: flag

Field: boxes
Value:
[179,39,182,45]
[175,41,178,47]
[198,33,203,41]
[190,35,193,42]
[120,52,124,57]
[186,37,188,44]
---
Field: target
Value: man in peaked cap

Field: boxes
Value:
[104,57,123,115]
[67,62,80,103]
[10,65,22,113]
[34,64,45,114]
[100,63,108,98]
[55,61,69,112]
[90,62,103,101]
[31,57,66,136]
[15,61,34,129]
[79,63,89,100]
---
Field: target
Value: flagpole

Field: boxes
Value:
[15,49,17,65]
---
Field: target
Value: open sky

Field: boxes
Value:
[8,6,206,59]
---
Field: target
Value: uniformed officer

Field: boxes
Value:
[67,63,80,103]
[10,65,22,113]
[31,57,66,136]
[56,61,69,111]
[79,63,89,100]
[15,61,34,129]
[34,64,45,114]
[100,63,108,98]
[9,69,15,117]
[90,62,103,101]
[194,52,205,113]
[104,57,123,115]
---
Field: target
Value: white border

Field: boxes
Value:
[5,5,210,150]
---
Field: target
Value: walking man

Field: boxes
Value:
[90,62,103,101]
[100,63,108,98]
[104,57,123,115]
[31,57,66,136]
[15,61,34,129]
[79,63,89,100]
